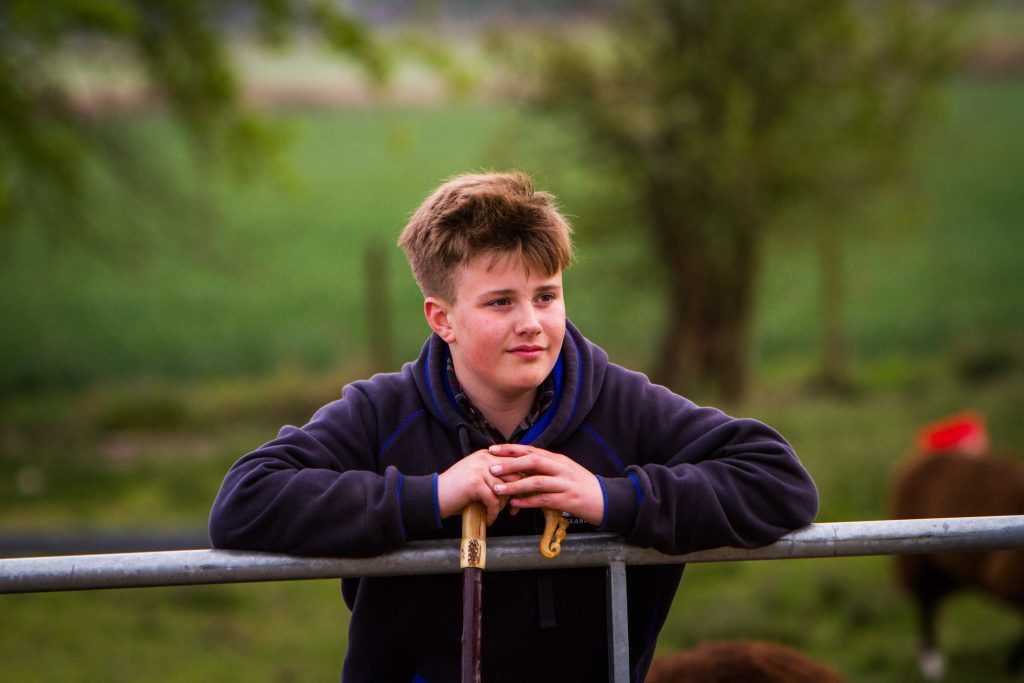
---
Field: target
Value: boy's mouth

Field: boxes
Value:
[509,345,545,358]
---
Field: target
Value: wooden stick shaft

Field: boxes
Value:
[460,502,486,683]
[461,567,482,683]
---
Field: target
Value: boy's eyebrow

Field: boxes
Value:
[479,283,562,298]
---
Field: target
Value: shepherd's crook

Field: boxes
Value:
[460,502,486,683]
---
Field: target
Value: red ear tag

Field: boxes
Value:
[915,411,989,457]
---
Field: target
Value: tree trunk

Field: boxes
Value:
[648,187,758,402]
[709,234,757,402]
[815,227,850,393]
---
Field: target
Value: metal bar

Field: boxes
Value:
[3,516,1024,595]
[606,558,630,683]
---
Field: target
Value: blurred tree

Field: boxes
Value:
[516,0,965,400]
[0,0,387,241]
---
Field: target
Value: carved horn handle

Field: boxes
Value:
[540,508,570,559]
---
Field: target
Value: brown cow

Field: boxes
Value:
[645,640,846,683]
[891,412,1024,680]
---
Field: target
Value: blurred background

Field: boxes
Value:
[1,0,1022,680]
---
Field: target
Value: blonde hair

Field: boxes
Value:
[398,171,574,302]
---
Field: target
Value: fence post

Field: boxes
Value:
[606,557,630,683]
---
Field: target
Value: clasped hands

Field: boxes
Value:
[437,444,604,527]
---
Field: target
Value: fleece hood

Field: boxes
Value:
[411,320,607,452]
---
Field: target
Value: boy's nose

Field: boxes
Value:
[515,306,542,336]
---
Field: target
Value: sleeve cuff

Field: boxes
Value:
[597,474,642,534]
[399,473,444,539]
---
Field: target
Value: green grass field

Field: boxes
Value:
[2,80,1023,394]
[1,76,1023,681]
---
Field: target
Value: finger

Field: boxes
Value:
[501,445,557,460]
[474,486,503,525]
[488,444,532,457]
[489,455,551,477]
[484,495,504,525]
[486,503,501,526]
[509,493,554,510]
[494,473,561,497]
[489,460,530,477]
[496,487,517,512]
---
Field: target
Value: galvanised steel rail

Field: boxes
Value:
[3,516,1023,594]
[4,515,1024,683]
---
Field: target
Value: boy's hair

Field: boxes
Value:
[398,171,574,302]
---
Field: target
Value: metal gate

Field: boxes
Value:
[4,516,1024,682]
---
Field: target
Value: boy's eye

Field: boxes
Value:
[537,293,556,303]
[488,298,511,307]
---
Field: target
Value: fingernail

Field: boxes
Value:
[494,483,507,493]
[488,445,500,453]
[490,465,503,474]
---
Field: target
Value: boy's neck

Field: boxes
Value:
[456,377,537,441]
[448,360,540,440]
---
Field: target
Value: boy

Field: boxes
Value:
[209,171,818,682]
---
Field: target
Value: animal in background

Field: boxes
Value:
[890,411,1024,680]
[644,640,846,683]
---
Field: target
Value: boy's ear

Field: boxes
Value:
[424,297,456,343]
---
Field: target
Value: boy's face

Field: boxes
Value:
[426,253,566,408]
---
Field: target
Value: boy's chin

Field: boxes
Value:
[505,367,554,392]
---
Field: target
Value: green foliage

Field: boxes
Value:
[517,0,963,229]
[313,4,391,83]
[499,0,967,399]
[0,0,381,237]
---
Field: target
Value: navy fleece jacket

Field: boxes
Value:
[209,322,818,683]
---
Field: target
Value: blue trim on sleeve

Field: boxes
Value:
[432,473,442,528]
[595,475,609,531]
[412,675,430,683]
[627,472,644,507]
[378,409,426,460]
[582,424,626,471]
